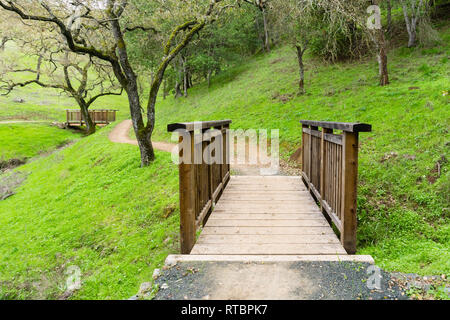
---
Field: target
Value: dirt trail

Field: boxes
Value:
[108,120,175,153]
[109,120,298,176]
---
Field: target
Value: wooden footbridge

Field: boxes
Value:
[167,120,372,262]
[66,109,118,127]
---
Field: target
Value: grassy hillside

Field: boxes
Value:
[0,124,179,299]
[152,23,450,275]
[0,20,448,300]
[0,123,80,164]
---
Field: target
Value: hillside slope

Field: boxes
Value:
[153,23,450,275]
[0,21,448,300]
[0,124,179,299]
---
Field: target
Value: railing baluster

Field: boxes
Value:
[168,120,232,254]
[178,131,196,254]
[340,131,359,254]
[300,120,371,254]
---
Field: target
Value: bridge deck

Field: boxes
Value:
[190,176,347,256]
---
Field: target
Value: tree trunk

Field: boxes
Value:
[188,74,193,89]
[182,56,188,97]
[174,82,183,98]
[262,8,270,53]
[109,14,154,167]
[207,69,212,88]
[79,103,96,135]
[375,31,389,86]
[387,0,392,33]
[295,45,306,94]
[135,125,155,167]
[76,97,95,135]
[126,81,155,166]
[401,0,422,48]
[163,78,167,100]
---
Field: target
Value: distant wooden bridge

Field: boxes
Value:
[66,109,118,127]
[167,120,372,261]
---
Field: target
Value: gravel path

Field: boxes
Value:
[153,261,408,300]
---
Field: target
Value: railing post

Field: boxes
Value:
[301,124,308,182]
[309,126,317,189]
[340,131,359,254]
[320,128,333,224]
[179,131,196,254]
[223,124,230,182]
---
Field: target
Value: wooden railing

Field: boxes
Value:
[300,120,372,254]
[168,120,232,254]
[66,109,118,125]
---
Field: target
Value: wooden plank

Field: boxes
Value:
[231,177,302,180]
[225,185,305,190]
[197,234,341,244]
[320,128,332,225]
[324,133,343,145]
[205,219,329,227]
[340,131,359,254]
[195,200,212,229]
[219,194,314,201]
[168,120,232,132]
[212,208,322,214]
[321,200,343,232]
[208,213,327,220]
[190,243,347,255]
[216,199,315,205]
[212,206,320,214]
[201,226,336,235]
[214,210,324,219]
[166,255,381,264]
[299,120,372,133]
[231,176,302,179]
[226,179,304,184]
[178,132,196,254]
[222,191,308,195]
[302,127,322,138]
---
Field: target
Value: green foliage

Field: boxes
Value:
[187,7,261,79]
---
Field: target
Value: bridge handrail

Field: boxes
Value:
[168,120,232,254]
[300,120,372,254]
[168,120,232,132]
[66,109,118,124]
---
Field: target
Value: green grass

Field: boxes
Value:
[0,123,80,162]
[0,124,179,299]
[151,23,450,276]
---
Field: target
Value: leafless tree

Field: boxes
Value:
[0,37,122,135]
[0,0,235,166]
[317,0,389,86]
[400,0,426,47]
[243,0,271,52]
[386,0,392,33]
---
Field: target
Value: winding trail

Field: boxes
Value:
[109,120,291,176]
[108,119,175,153]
